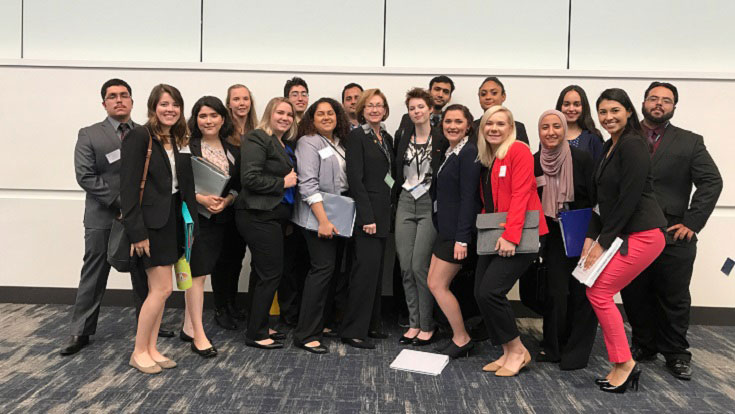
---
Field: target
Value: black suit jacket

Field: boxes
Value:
[431,139,482,244]
[120,126,199,243]
[472,118,529,145]
[649,124,722,236]
[392,124,448,202]
[235,128,293,211]
[189,136,241,223]
[586,132,667,249]
[533,146,595,213]
[346,125,394,238]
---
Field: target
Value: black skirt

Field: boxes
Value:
[432,234,474,265]
[140,192,184,269]
[189,213,226,277]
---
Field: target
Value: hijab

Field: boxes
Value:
[539,109,574,218]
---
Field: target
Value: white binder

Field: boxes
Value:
[572,237,623,287]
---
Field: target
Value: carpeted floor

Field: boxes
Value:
[0,303,733,413]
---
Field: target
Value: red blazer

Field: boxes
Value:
[481,141,548,245]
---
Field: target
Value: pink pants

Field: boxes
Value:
[586,229,665,363]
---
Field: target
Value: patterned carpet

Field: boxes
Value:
[0,303,733,413]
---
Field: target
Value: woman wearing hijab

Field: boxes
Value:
[533,109,598,370]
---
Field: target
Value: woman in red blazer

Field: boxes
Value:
[474,105,548,377]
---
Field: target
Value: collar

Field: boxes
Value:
[642,120,669,138]
[361,122,387,136]
[446,136,469,157]
[107,116,134,131]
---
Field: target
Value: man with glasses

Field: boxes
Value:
[284,76,310,124]
[621,81,722,380]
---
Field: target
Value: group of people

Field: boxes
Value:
[64,74,722,394]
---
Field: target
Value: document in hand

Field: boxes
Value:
[390,349,449,376]
[559,208,593,257]
[191,156,230,218]
[304,192,356,238]
[182,202,194,262]
[572,237,623,287]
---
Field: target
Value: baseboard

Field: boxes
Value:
[1,286,734,326]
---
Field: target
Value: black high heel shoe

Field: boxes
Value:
[399,335,417,345]
[442,340,474,359]
[594,378,610,386]
[600,365,641,393]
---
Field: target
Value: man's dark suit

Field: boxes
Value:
[621,124,722,362]
[71,118,148,336]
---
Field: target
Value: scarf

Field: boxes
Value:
[539,110,574,218]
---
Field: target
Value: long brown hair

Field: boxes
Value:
[146,84,188,147]
[225,84,258,146]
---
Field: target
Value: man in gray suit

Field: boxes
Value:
[61,79,170,356]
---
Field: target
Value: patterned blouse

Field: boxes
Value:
[202,141,229,176]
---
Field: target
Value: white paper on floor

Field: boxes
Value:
[390,349,449,376]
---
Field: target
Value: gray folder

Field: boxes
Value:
[191,156,230,218]
[304,192,356,238]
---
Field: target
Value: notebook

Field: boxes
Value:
[559,208,593,257]
[389,349,449,376]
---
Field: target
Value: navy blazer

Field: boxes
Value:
[120,125,199,243]
[430,139,482,244]
[586,132,666,249]
[346,124,394,238]
[571,130,605,166]
[189,136,240,223]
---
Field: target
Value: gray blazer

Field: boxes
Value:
[292,134,346,227]
[74,118,137,229]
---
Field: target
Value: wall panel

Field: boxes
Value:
[0,0,21,58]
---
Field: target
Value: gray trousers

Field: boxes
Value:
[70,228,148,336]
[395,191,436,331]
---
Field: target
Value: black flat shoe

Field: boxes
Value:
[535,351,560,363]
[158,328,175,338]
[322,329,340,338]
[469,324,490,342]
[191,342,218,358]
[245,339,284,350]
[179,330,193,343]
[368,331,388,339]
[399,335,417,345]
[600,365,641,393]
[60,335,89,356]
[666,359,692,380]
[413,336,435,346]
[227,302,248,320]
[214,308,238,330]
[341,337,375,349]
[442,340,474,359]
[269,331,287,341]
[294,341,329,354]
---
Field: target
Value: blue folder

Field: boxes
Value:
[558,208,593,257]
[182,202,194,262]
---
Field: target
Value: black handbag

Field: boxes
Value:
[519,256,548,316]
[108,129,153,272]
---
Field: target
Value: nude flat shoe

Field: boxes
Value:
[154,358,177,369]
[495,350,532,377]
[482,360,503,372]
[129,354,162,374]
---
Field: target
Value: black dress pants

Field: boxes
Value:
[541,222,598,369]
[236,205,290,341]
[474,253,535,346]
[293,229,347,343]
[621,240,696,362]
[341,230,386,340]
[323,236,353,330]
[278,224,309,325]
[211,221,247,309]
[70,228,148,336]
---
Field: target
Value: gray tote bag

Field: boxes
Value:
[476,211,540,255]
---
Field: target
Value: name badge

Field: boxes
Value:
[105,149,121,164]
[536,176,547,187]
[593,204,600,215]
[179,145,191,154]
[410,183,428,199]
[384,173,395,189]
[226,150,235,164]
[434,200,438,213]
[499,165,507,177]
[318,146,334,160]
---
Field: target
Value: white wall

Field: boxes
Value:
[0,0,733,309]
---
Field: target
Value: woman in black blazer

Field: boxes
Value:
[532,109,597,370]
[234,97,298,349]
[427,104,482,358]
[341,88,394,349]
[583,88,666,393]
[179,96,240,358]
[121,84,198,374]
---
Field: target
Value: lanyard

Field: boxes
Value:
[409,134,431,179]
[370,128,391,173]
[319,134,345,161]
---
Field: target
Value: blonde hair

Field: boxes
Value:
[355,88,390,124]
[256,97,298,140]
[476,105,517,167]
[226,84,258,146]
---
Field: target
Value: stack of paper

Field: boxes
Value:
[572,237,623,287]
[390,349,449,376]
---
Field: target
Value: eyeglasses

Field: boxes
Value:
[105,93,131,101]
[645,96,674,105]
[289,91,309,98]
[366,104,385,109]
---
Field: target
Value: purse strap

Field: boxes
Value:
[138,128,153,204]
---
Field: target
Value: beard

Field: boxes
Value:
[642,106,675,124]
[433,103,444,112]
